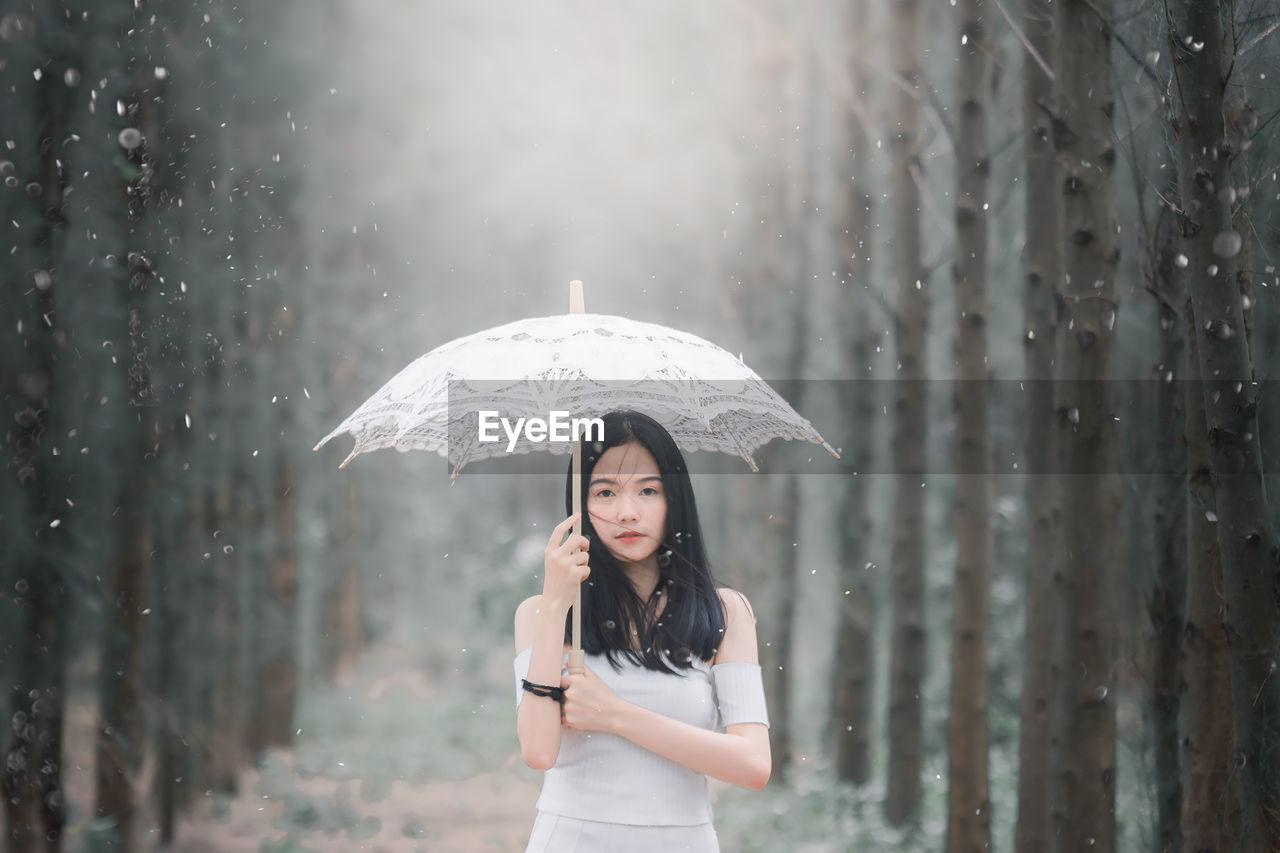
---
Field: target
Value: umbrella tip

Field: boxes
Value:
[569,280,584,314]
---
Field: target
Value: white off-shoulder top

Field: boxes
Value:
[514,647,769,826]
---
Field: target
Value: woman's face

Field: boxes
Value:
[586,440,668,569]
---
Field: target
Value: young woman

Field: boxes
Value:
[513,410,771,852]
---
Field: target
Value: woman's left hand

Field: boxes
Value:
[560,667,622,733]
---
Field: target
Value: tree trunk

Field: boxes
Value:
[323,466,366,679]
[1180,302,1237,853]
[151,501,178,847]
[167,488,208,813]
[829,397,875,783]
[94,507,150,850]
[947,0,991,846]
[95,367,153,848]
[720,461,795,769]
[1047,0,1120,846]
[237,175,292,759]
[885,0,927,824]
[93,18,163,845]
[773,470,801,772]
[209,470,244,792]
[320,249,369,681]
[4,565,68,853]
[0,13,71,849]
[238,466,270,762]
[262,454,299,746]
[1013,0,1060,845]
[245,262,300,754]
[1147,203,1186,853]
[829,173,875,784]
[184,488,219,799]
[1170,2,1280,846]
[192,120,245,792]
[254,69,305,747]
[93,276,154,846]
[150,11,206,830]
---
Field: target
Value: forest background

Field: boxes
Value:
[2,0,1279,851]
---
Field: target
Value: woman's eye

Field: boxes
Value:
[641,487,661,496]
[593,489,614,498]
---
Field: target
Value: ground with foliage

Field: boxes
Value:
[50,638,1147,851]
[54,643,538,851]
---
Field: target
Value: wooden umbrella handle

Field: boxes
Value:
[568,280,586,675]
[569,436,585,675]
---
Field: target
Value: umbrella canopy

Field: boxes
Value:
[314,311,837,475]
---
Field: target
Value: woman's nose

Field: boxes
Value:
[617,495,639,521]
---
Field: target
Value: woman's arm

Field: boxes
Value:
[559,588,772,790]
[514,514,590,770]
[514,595,570,769]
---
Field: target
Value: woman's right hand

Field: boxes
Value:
[543,513,590,609]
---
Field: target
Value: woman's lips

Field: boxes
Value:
[616,531,643,541]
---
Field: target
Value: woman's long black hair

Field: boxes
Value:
[564,410,726,673]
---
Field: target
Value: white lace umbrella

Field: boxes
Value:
[314,282,837,669]
[315,287,836,474]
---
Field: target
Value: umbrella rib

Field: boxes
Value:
[722,423,760,473]
[339,445,360,470]
[450,432,476,481]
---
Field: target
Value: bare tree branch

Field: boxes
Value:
[1079,0,1164,86]
[1237,18,1280,55]
[990,0,1055,80]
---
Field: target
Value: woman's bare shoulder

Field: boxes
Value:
[716,587,756,620]
[516,594,545,618]
[713,587,760,665]
[513,595,544,652]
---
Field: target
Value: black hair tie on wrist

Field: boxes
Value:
[521,679,564,703]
